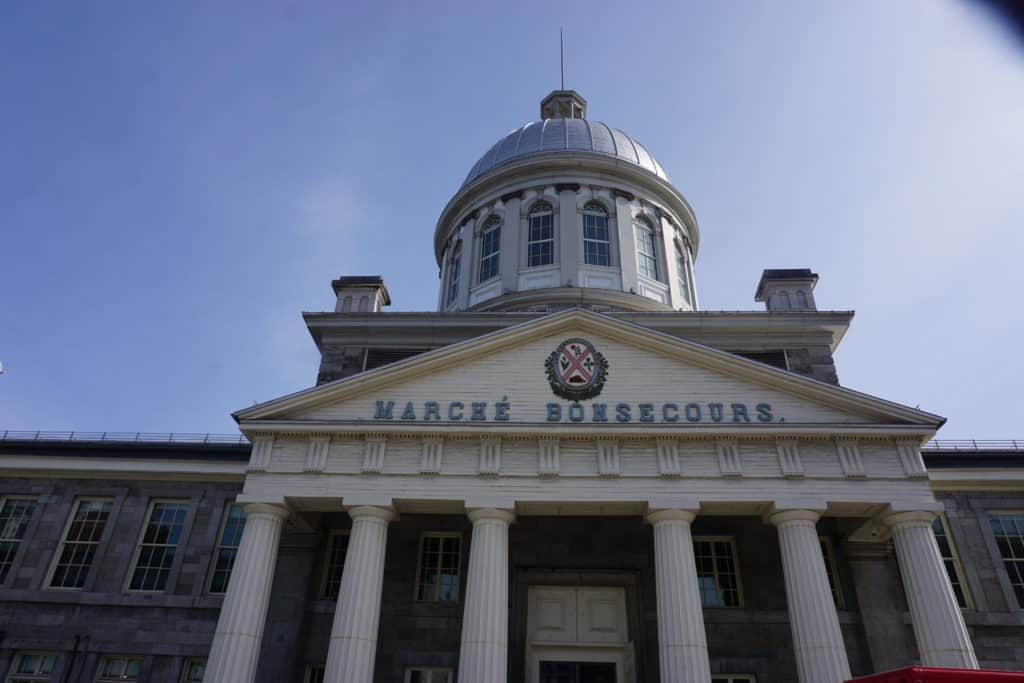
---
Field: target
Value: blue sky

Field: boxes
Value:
[2,1,1022,438]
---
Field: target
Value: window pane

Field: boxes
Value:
[931,517,970,609]
[446,242,462,305]
[693,537,741,607]
[990,513,1024,607]
[0,499,37,584]
[478,218,501,282]
[322,533,350,599]
[583,204,610,267]
[50,500,113,589]
[129,502,189,592]
[95,657,142,682]
[528,205,554,267]
[416,534,461,602]
[208,505,246,594]
[635,221,658,279]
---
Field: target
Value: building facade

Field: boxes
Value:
[1,91,1022,683]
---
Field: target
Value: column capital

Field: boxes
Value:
[241,502,291,521]
[882,510,937,528]
[767,509,822,526]
[467,507,515,525]
[348,505,397,524]
[645,508,698,525]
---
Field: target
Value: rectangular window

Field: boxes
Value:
[583,211,611,266]
[321,531,350,599]
[819,537,845,609]
[94,657,142,682]
[127,501,189,592]
[49,499,113,590]
[989,512,1024,607]
[527,210,554,267]
[180,659,205,683]
[478,222,501,283]
[406,669,452,683]
[712,676,756,683]
[675,242,691,305]
[446,243,462,305]
[932,516,971,609]
[415,533,462,602]
[304,665,325,683]
[693,536,743,607]
[208,504,246,594]
[6,652,56,683]
[635,225,659,279]
[0,497,37,584]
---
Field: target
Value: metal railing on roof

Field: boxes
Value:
[0,430,249,445]
[923,439,1023,451]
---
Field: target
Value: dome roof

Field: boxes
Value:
[463,118,669,187]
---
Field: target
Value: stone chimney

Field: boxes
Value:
[332,276,390,313]
[755,269,819,312]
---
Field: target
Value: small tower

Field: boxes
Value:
[332,276,390,313]
[540,90,587,119]
[755,269,819,312]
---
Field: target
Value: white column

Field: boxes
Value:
[324,506,396,683]
[769,510,851,683]
[884,511,978,669]
[645,509,711,683]
[206,503,290,683]
[458,507,515,683]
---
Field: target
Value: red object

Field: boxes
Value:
[848,668,1024,683]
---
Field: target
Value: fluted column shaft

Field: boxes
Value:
[770,510,851,683]
[324,506,396,683]
[458,508,515,683]
[645,509,711,683]
[206,503,290,683]
[885,511,978,668]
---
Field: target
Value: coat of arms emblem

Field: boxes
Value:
[544,338,609,400]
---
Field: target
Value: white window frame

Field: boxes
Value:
[582,202,612,267]
[0,495,38,585]
[692,535,744,608]
[527,202,555,268]
[45,497,114,591]
[987,510,1024,609]
[404,668,453,683]
[413,532,463,603]
[932,514,972,610]
[93,656,143,682]
[304,664,325,683]
[445,241,462,306]
[634,218,659,280]
[5,651,57,682]
[125,499,190,593]
[206,502,246,595]
[819,536,845,609]
[673,238,691,306]
[320,530,351,599]
[179,659,205,683]
[477,216,502,283]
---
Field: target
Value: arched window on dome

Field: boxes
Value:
[674,239,691,305]
[583,202,611,266]
[446,241,462,306]
[634,217,659,280]
[527,202,554,267]
[478,216,502,283]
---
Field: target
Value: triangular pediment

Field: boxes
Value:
[235,309,943,433]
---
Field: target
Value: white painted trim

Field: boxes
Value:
[0,455,246,481]
[44,497,115,592]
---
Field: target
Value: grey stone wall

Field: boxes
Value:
[0,476,242,682]
[935,491,1024,669]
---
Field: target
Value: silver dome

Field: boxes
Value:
[463,119,669,187]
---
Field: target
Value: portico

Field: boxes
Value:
[208,309,978,682]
